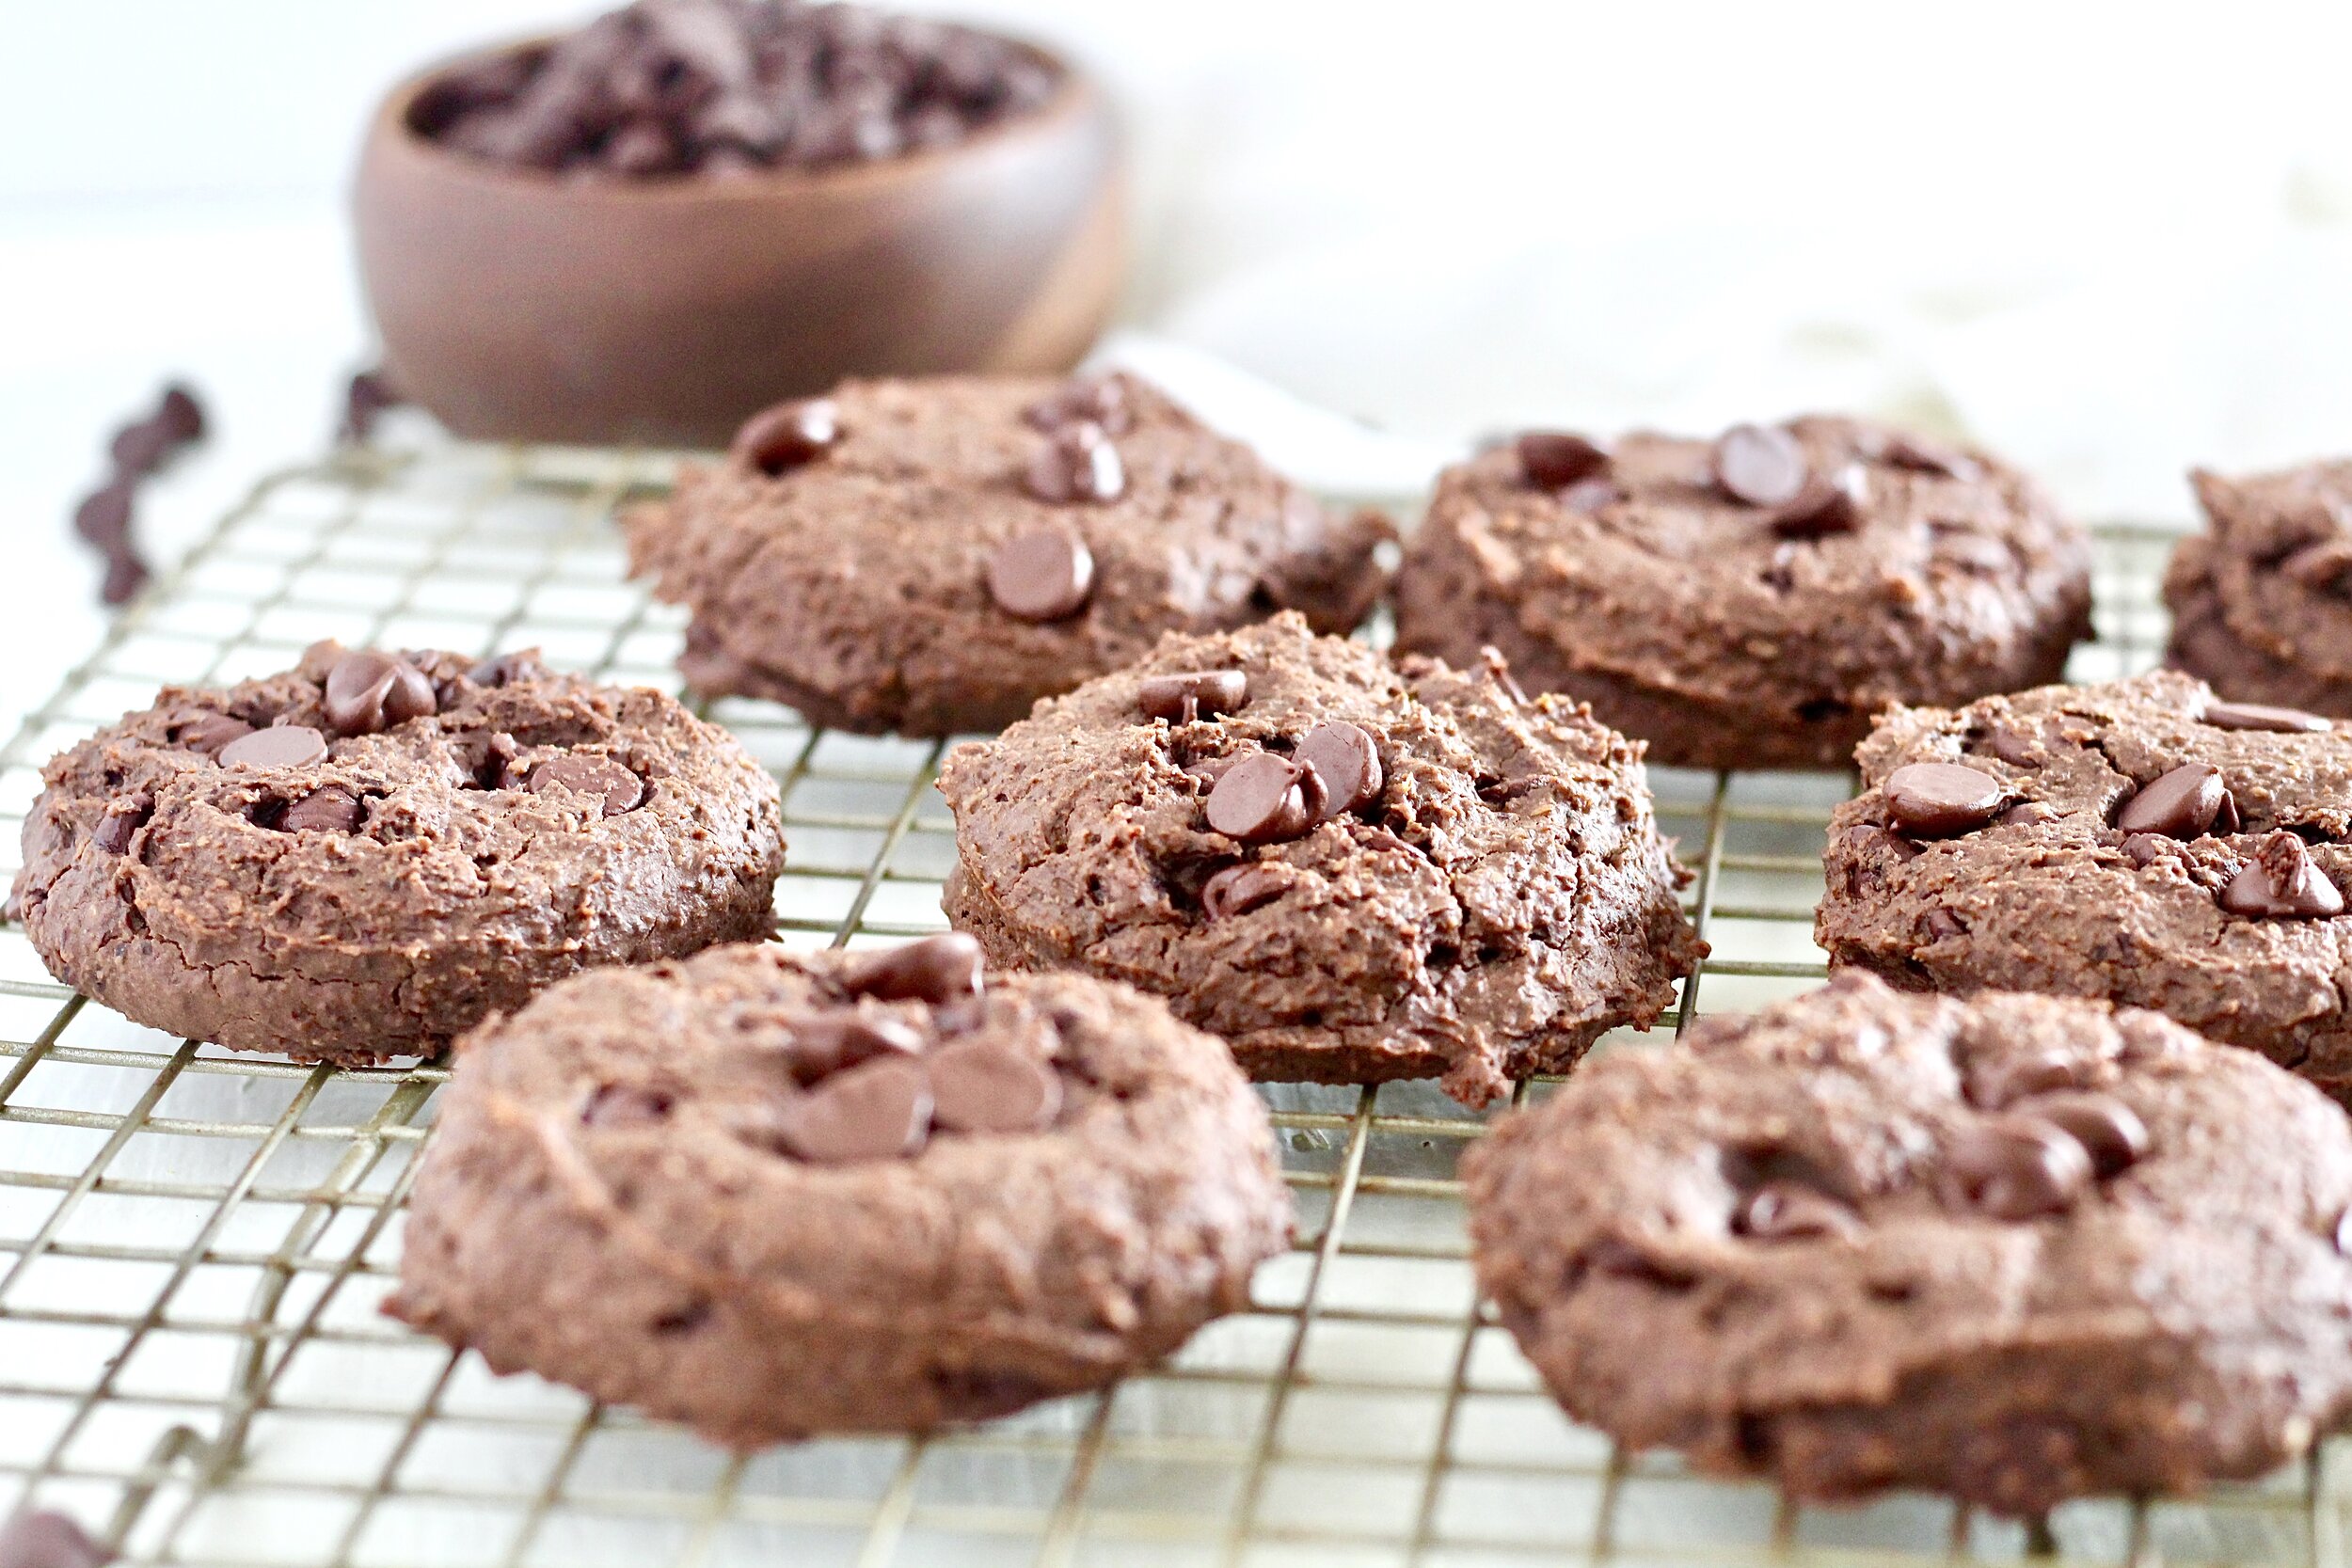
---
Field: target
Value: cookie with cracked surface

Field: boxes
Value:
[624,372,1393,736]
[10,642,785,1064]
[934,613,1705,1107]
[2166,460,2352,717]
[1816,669,2352,1100]
[386,936,1291,1445]
[1466,973,2352,1514]
[1393,416,2093,770]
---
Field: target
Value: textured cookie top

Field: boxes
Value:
[413,937,1287,1346]
[1467,973,2352,1442]
[2180,461,2352,685]
[935,613,1703,1105]
[1422,416,2088,713]
[624,373,1391,733]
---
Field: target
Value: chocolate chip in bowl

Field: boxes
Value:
[355,0,1125,446]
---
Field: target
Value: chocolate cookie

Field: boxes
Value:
[2165,460,2352,717]
[1466,973,2352,1514]
[1816,669,2352,1099]
[1393,416,2093,769]
[11,642,785,1064]
[934,613,1705,1107]
[624,372,1392,735]
[387,936,1290,1445]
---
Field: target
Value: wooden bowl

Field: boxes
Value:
[353,37,1125,448]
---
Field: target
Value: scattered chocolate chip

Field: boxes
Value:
[2023,1093,2149,1179]
[1295,721,1383,818]
[0,1509,113,1568]
[1138,670,1247,725]
[173,712,256,757]
[282,784,365,833]
[467,650,543,688]
[2000,801,2058,827]
[217,724,328,769]
[1942,1117,2093,1220]
[1985,725,2040,767]
[731,398,841,476]
[1712,423,1809,508]
[1200,861,1290,920]
[987,530,1095,621]
[2220,832,2345,919]
[342,368,403,444]
[1882,762,2007,838]
[2115,763,2233,840]
[926,1038,1061,1133]
[1516,431,1612,489]
[1873,431,1981,482]
[1556,475,1623,513]
[1023,420,1125,505]
[783,1011,925,1083]
[1023,375,1132,436]
[580,1082,674,1127]
[1966,1049,2080,1110]
[1736,1180,1859,1242]
[845,932,985,1006]
[1205,752,1318,844]
[526,755,645,816]
[1770,463,1867,539]
[323,648,437,736]
[773,1055,933,1163]
[2202,701,2332,735]
[89,793,153,857]
[2122,833,2170,867]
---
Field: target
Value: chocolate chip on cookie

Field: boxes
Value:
[986,530,1095,622]
[1516,431,1612,490]
[731,398,841,476]
[1882,763,2007,838]
[1137,670,1247,725]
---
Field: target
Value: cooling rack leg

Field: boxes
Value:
[100,1424,211,1559]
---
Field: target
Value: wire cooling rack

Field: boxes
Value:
[0,439,2330,1568]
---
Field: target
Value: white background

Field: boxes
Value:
[4,1,2352,737]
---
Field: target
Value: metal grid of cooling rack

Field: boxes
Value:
[0,441,2335,1568]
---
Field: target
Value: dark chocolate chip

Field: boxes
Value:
[2122,832,2170,867]
[927,1038,1061,1133]
[2220,832,2345,919]
[580,1083,674,1128]
[2001,801,2058,827]
[323,648,437,737]
[2202,701,2332,734]
[1205,752,1315,844]
[1985,725,2040,767]
[1023,375,1132,436]
[1516,431,1612,489]
[987,531,1094,621]
[73,483,133,546]
[526,755,645,816]
[0,1510,114,1568]
[1873,431,1981,482]
[467,650,542,688]
[2114,763,2232,840]
[845,932,985,1005]
[773,1056,933,1163]
[1770,462,1868,539]
[90,793,153,857]
[1138,670,1247,725]
[157,383,206,445]
[1200,861,1289,920]
[731,398,841,475]
[217,724,328,769]
[1941,1117,2093,1220]
[1736,1180,1859,1242]
[1295,721,1383,818]
[1922,907,1966,941]
[1966,1048,2080,1110]
[2022,1093,2149,1180]
[281,784,364,833]
[1882,762,2007,838]
[785,1011,925,1083]
[1023,420,1125,504]
[1556,475,1623,513]
[1712,423,1809,508]
[174,712,255,757]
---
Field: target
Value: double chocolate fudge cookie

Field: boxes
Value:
[1394,417,2093,769]
[1466,974,2352,1514]
[935,614,1705,1106]
[388,936,1290,1445]
[625,373,1392,735]
[1817,670,2352,1099]
[12,642,784,1063]
[2166,460,2352,717]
